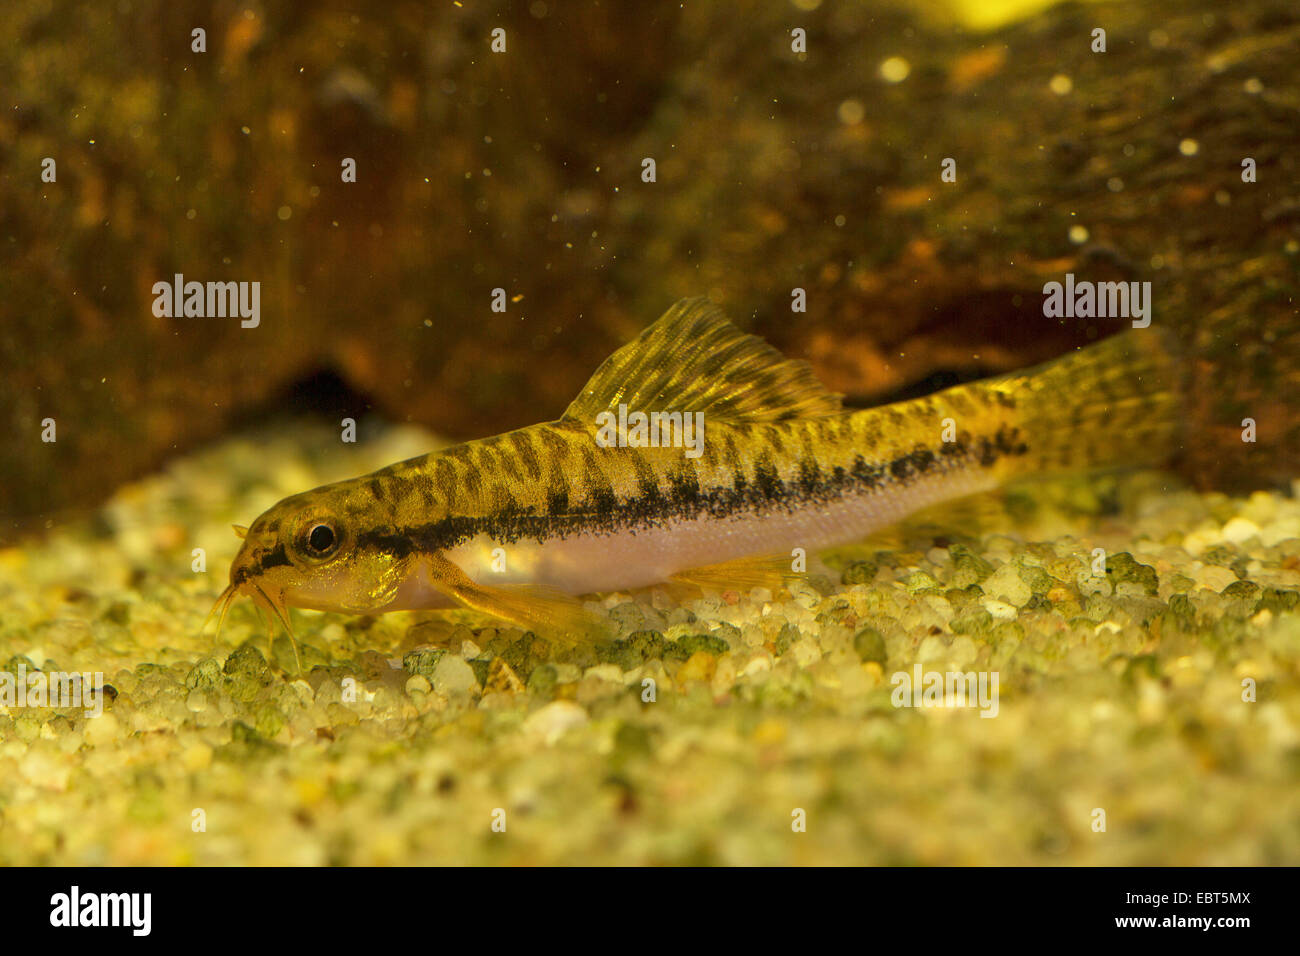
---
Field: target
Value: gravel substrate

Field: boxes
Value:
[1,420,1297,865]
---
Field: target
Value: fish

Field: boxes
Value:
[208,297,1186,652]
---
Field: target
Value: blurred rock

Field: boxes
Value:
[1,0,1297,532]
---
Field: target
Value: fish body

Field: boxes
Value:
[216,298,1185,640]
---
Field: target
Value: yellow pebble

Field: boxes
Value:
[677,651,717,683]
[294,777,326,806]
[181,742,213,772]
[84,712,120,746]
[753,718,787,746]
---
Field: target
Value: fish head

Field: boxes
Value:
[213,487,415,627]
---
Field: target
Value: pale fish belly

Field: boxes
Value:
[443,467,996,596]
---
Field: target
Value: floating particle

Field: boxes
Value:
[837,99,865,125]
[879,57,910,83]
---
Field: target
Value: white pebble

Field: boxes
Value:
[1221,517,1260,544]
[523,701,588,744]
[432,656,479,695]
[85,712,121,746]
[918,635,948,662]
[1192,564,1238,592]
[982,599,1018,620]
[985,564,1032,607]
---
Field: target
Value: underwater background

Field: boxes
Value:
[1,0,1297,864]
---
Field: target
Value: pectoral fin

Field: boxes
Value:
[426,554,611,645]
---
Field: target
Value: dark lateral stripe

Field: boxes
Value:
[353,429,1023,554]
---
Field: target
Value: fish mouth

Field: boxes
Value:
[202,576,297,652]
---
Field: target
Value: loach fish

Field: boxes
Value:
[208,297,1185,654]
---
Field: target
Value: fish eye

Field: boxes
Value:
[302,521,339,558]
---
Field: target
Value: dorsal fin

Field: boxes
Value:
[562,298,842,423]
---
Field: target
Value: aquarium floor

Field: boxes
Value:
[1,422,1297,865]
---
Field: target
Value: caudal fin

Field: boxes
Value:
[979,328,1188,479]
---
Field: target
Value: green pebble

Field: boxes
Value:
[185,657,222,691]
[1256,588,1299,615]
[1016,563,1055,595]
[555,643,600,669]
[675,633,728,656]
[526,663,558,697]
[1104,552,1158,596]
[223,642,272,684]
[815,601,856,628]
[1167,593,1196,622]
[402,647,447,681]
[951,608,994,636]
[714,623,743,647]
[469,658,492,686]
[613,721,653,758]
[991,620,1025,644]
[14,714,42,742]
[853,627,887,665]
[481,629,547,677]
[841,560,878,585]
[608,602,646,630]
[230,721,262,743]
[1123,654,1160,681]
[1200,545,1237,566]
[949,545,994,587]
[944,585,983,609]
[903,570,941,594]
[616,629,669,666]
[659,637,696,661]
[1222,580,1260,600]
[805,573,837,596]
[255,705,285,739]
[1084,595,1115,619]
[774,623,799,656]
[101,601,131,626]
[3,655,37,675]
[595,640,638,671]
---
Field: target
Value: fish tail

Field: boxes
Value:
[982,328,1188,479]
